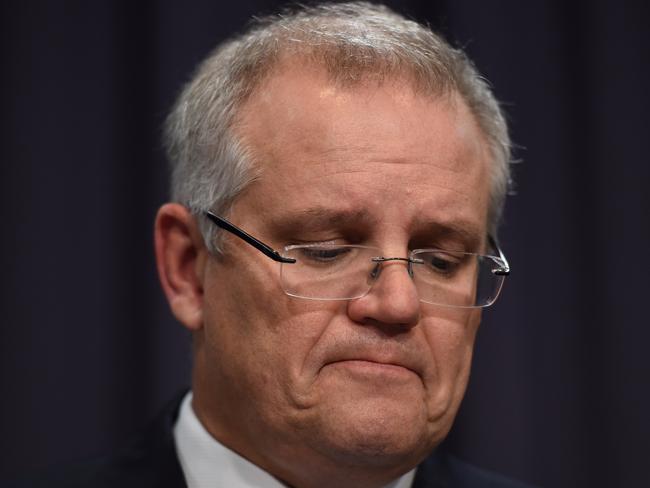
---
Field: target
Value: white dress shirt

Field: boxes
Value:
[173,392,416,488]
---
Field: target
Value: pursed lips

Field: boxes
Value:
[321,351,423,380]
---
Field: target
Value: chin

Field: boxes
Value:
[307,396,436,469]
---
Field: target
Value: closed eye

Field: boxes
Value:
[420,252,465,277]
[297,246,353,263]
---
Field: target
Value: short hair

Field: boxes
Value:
[164,1,512,252]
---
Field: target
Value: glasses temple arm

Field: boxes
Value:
[204,212,296,264]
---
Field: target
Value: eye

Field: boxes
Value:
[425,253,461,275]
[298,246,352,263]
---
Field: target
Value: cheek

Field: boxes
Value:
[200,259,287,395]
[203,252,289,343]
[202,259,341,403]
[421,308,481,418]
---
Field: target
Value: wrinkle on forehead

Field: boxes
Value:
[257,128,485,188]
[299,158,476,178]
[287,158,485,205]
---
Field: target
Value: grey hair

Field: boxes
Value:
[164,2,512,253]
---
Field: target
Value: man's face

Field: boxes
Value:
[194,64,491,482]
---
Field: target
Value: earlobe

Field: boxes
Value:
[154,203,207,331]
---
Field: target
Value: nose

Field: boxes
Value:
[346,259,420,330]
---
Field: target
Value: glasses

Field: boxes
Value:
[205,212,510,308]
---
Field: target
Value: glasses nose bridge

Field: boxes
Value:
[369,255,419,280]
[365,255,421,306]
[371,256,413,263]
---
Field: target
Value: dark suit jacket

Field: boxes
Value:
[9,391,533,488]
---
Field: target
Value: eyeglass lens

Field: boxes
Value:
[279,244,505,308]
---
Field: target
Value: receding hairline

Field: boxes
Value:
[229,55,485,182]
[226,44,460,129]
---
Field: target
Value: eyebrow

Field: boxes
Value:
[414,221,484,251]
[268,207,378,235]
[268,207,483,249]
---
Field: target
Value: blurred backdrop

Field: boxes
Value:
[1,1,649,486]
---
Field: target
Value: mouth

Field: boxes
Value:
[324,359,418,381]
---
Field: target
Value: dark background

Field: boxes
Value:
[1,1,648,487]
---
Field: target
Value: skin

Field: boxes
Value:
[155,63,491,488]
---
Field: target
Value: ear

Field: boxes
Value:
[154,203,208,330]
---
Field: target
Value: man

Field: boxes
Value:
[152,2,525,487]
[14,2,527,487]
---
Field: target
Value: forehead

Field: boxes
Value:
[232,64,491,241]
